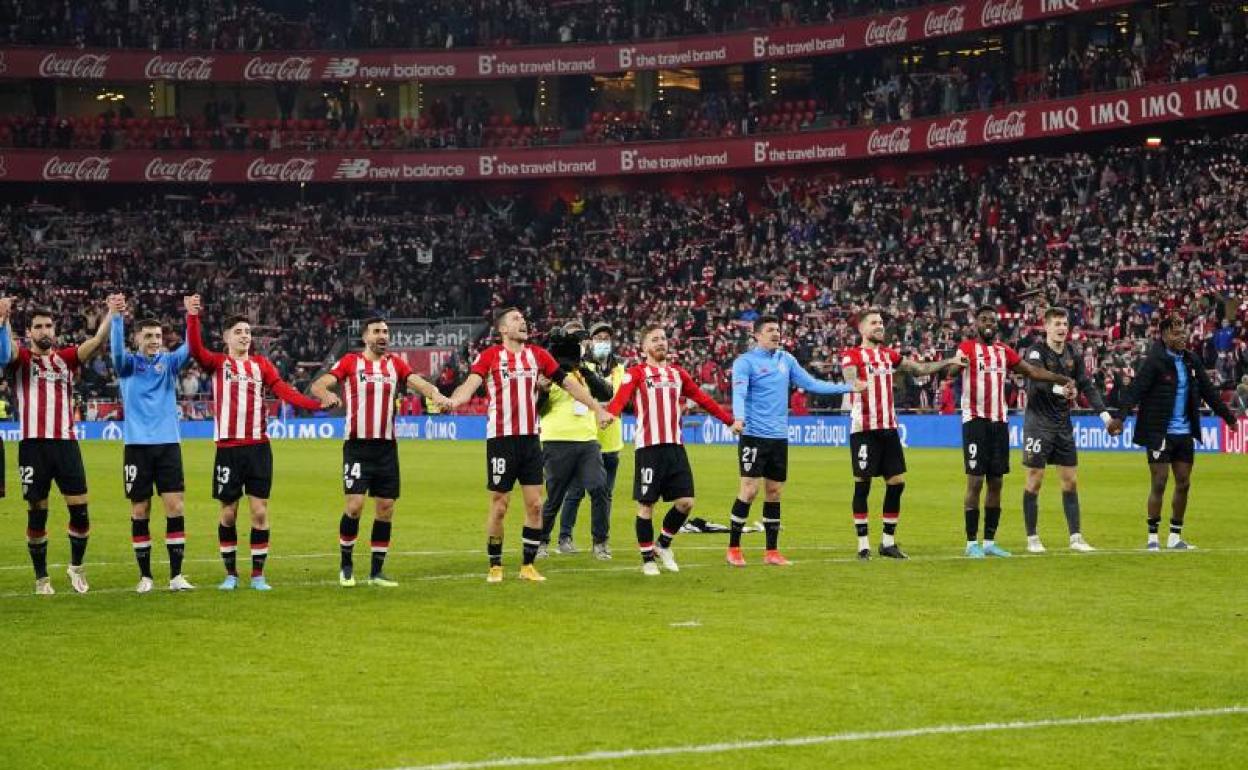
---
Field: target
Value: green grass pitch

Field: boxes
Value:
[1,440,1245,769]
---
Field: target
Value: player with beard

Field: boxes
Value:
[840,310,962,560]
[606,323,740,576]
[311,317,453,588]
[949,307,1073,559]
[0,297,116,595]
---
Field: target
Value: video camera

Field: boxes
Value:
[546,324,588,371]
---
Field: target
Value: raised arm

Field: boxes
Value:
[183,294,223,371]
[109,311,134,377]
[0,297,13,367]
[77,295,120,362]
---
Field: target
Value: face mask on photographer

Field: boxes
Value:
[592,341,612,360]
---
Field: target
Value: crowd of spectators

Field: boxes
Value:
[0,131,1245,421]
[1,1,932,51]
[3,12,1242,151]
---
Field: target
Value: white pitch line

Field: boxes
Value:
[3,547,1245,601]
[384,706,1248,770]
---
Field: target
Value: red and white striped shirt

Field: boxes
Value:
[607,363,734,448]
[470,344,561,439]
[9,347,79,440]
[330,352,413,441]
[841,345,901,433]
[187,314,322,446]
[958,339,1021,423]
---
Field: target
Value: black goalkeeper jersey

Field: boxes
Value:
[1023,341,1106,427]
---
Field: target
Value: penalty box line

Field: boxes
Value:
[385,706,1248,770]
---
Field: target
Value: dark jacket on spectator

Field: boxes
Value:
[1115,341,1233,449]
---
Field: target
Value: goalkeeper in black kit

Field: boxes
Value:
[1019,307,1112,553]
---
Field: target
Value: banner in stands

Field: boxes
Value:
[0,1,1136,83]
[3,414,1226,452]
[5,75,1244,182]
[2,74,1243,183]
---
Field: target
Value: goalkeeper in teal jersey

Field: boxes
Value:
[725,315,864,567]
[109,294,195,594]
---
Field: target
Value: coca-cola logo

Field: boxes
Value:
[925,118,969,149]
[242,56,313,82]
[144,157,215,182]
[983,110,1027,142]
[144,55,215,80]
[38,53,109,79]
[923,6,965,37]
[864,16,909,47]
[867,126,912,155]
[42,156,112,181]
[981,0,1024,27]
[245,157,316,182]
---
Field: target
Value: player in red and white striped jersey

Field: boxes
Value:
[0,296,116,595]
[448,307,612,583]
[310,317,453,588]
[841,310,961,560]
[948,306,1072,559]
[606,323,739,575]
[185,295,330,591]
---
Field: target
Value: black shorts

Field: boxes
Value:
[850,429,907,479]
[738,435,788,481]
[212,443,273,503]
[1021,421,1078,469]
[1145,434,1196,465]
[486,435,544,492]
[19,439,87,502]
[962,418,1010,477]
[123,443,186,501]
[343,439,401,499]
[634,444,695,504]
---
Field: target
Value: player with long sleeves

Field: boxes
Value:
[184,295,329,591]
[727,315,862,567]
[110,295,196,592]
[607,323,739,576]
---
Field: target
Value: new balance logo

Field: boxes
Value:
[334,158,371,179]
[322,57,359,78]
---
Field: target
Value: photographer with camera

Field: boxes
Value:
[535,321,615,559]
